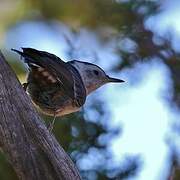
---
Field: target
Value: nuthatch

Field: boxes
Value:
[12,48,124,129]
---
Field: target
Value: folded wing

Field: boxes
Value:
[12,48,86,107]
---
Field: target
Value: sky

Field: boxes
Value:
[4,0,180,179]
[105,60,174,180]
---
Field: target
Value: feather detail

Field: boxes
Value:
[12,48,86,107]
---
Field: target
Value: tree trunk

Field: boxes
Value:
[0,51,81,180]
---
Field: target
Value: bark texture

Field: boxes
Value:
[0,51,81,180]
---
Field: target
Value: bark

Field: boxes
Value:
[0,51,81,180]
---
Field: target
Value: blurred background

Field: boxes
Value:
[0,0,180,179]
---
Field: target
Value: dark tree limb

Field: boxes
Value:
[0,51,81,180]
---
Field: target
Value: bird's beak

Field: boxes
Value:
[107,76,125,83]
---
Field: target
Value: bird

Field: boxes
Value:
[12,48,124,130]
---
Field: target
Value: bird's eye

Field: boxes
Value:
[93,70,99,76]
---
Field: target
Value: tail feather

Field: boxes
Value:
[11,48,24,56]
[11,48,39,66]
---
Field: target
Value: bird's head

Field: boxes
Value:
[69,60,124,94]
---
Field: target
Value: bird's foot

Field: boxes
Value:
[48,114,57,133]
[22,83,28,91]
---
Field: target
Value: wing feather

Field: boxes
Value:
[12,48,86,107]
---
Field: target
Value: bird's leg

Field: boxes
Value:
[48,112,57,133]
[22,83,29,91]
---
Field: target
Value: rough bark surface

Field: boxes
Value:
[0,51,81,180]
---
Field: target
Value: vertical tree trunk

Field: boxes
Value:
[0,51,81,180]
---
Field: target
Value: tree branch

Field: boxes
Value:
[0,51,81,180]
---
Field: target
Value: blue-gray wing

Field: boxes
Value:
[12,48,86,107]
